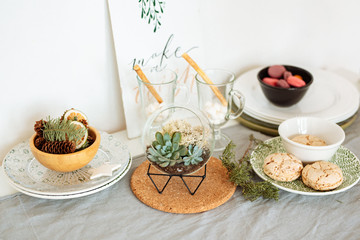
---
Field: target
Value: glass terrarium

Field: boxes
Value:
[142,105,215,175]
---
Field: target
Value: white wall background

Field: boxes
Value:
[199,0,360,75]
[1,0,360,161]
[0,0,125,161]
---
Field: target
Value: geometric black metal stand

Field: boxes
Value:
[147,164,207,195]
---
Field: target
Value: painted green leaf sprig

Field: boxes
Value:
[138,0,165,32]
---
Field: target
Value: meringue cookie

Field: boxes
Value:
[263,152,303,182]
[291,134,326,146]
[302,161,343,191]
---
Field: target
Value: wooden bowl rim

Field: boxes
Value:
[29,126,100,156]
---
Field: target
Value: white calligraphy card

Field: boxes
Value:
[108,0,205,138]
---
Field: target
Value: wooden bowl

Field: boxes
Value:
[29,126,101,172]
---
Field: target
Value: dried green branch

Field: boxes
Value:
[42,117,86,143]
[220,135,279,201]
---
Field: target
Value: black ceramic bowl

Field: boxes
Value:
[257,65,313,107]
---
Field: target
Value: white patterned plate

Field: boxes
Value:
[5,162,131,199]
[3,132,132,195]
[250,137,360,196]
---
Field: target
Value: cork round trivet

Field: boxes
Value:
[130,157,236,214]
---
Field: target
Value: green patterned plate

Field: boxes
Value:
[250,137,360,196]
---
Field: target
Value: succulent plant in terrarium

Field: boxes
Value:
[146,119,211,175]
[147,132,188,167]
[183,145,203,166]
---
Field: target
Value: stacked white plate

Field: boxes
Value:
[2,131,132,199]
[234,67,359,125]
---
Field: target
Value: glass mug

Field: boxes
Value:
[195,69,245,151]
[136,68,189,123]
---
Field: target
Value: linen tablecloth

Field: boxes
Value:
[1,115,360,240]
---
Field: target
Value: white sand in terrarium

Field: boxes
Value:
[161,119,210,147]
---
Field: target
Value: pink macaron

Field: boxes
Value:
[276,79,290,88]
[287,76,306,87]
[262,77,278,87]
[268,65,286,78]
[283,71,292,80]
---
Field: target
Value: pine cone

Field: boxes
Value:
[41,140,76,154]
[87,135,95,146]
[34,136,46,149]
[34,120,46,137]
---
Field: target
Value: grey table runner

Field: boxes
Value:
[1,117,360,240]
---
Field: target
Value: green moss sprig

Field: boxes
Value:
[220,135,279,201]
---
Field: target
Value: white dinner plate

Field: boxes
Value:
[3,131,132,196]
[250,137,360,196]
[234,67,359,125]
